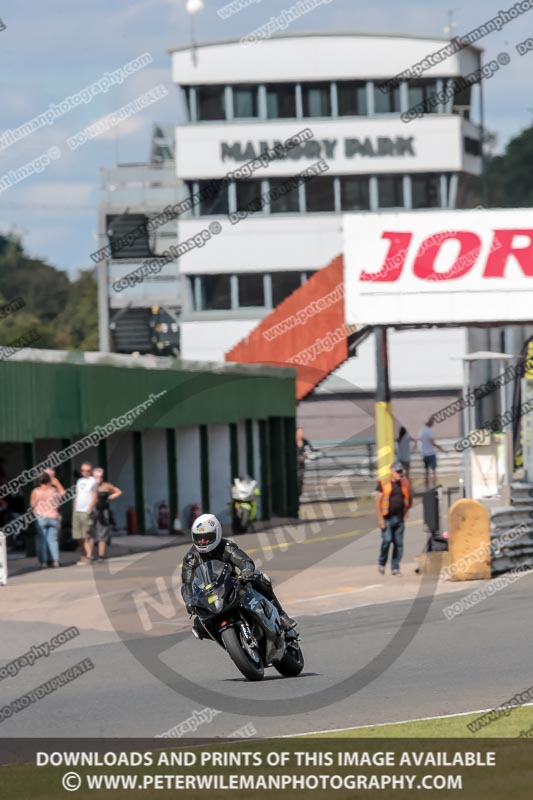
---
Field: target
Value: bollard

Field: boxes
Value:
[0,532,7,585]
[448,498,490,580]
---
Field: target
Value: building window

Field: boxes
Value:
[377,175,404,208]
[269,178,300,213]
[305,176,335,212]
[408,80,438,113]
[196,86,226,121]
[302,83,331,117]
[238,273,265,307]
[373,83,401,114]
[411,173,441,208]
[266,83,297,118]
[340,176,370,210]
[236,180,264,213]
[107,214,152,259]
[464,136,481,156]
[450,79,472,118]
[194,179,229,215]
[233,85,259,118]
[271,271,302,306]
[337,81,367,116]
[200,274,232,310]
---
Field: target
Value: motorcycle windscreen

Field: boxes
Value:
[191,559,229,592]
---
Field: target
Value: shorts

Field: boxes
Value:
[423,454,437,470]
[72,510,92,540]
[399,460,410,471]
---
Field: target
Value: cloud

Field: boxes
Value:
[13,182,96,207]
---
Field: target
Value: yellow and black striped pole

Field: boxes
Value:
[375,326,395,481]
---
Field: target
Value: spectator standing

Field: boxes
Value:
[30,472,65,568]
[419,417,446,488]
[73,462,97,565]
[296,427,312,500]
[88,468,122,562]
[396,426,412,477]
[375,461,412,576]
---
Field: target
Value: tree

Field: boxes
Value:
[0,234,98,351]
[486,124,533,207]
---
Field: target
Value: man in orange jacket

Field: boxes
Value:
[375,460,412,576]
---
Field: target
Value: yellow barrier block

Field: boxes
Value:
[448,499,491,581]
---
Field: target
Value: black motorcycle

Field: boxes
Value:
[189,559,304,682]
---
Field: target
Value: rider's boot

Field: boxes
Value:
[192,616,208,640]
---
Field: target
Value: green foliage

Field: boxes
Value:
[487,124,533,207]
[0,234,97,351]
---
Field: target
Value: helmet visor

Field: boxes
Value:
[192,527,218,550]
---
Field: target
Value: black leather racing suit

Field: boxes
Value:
[181,539,287,626]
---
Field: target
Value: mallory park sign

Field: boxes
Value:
[220,136,416,162]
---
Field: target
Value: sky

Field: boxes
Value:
[0,0,530,275]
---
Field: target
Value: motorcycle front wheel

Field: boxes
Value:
[221,626,264,681]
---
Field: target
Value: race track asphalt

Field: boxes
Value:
[1,500,532,741]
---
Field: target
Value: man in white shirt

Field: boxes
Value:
[419,417,446,488]
[73,462,97,564]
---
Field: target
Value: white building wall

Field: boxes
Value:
[142,428,167,532]
[252,420,262,519]
[176,116,470,180]
[176,426,201,522]
[325,327,467,393]
[107,432,135,533]
[181,319,259,362]
[172,34,480,85]
[178,215,341,275]
[207,424,231,523]
[237,420,247,476]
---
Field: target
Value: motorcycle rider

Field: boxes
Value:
[181,513,297,638]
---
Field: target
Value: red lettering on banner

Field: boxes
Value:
[483,229,533,277]
[413,231,481,280]
[360,232,412,282]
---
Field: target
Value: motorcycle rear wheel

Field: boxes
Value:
[221,626,264,681]
[274,642,304,677]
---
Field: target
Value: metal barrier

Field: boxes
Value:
[490,482,533,575]
[0,533,7,586]
[301,438,462,503]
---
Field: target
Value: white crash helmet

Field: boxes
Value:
[191,513,222,553]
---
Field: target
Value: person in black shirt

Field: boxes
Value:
[88,468,122,562]
[375,461,412,576]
